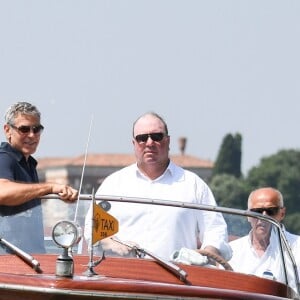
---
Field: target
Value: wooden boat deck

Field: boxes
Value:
[0,254,296,300]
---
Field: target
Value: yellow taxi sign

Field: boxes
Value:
[92,203,119,244]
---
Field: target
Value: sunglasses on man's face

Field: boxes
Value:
[10,124,44,134]
[135,132,167,143]
[250,207,281,216]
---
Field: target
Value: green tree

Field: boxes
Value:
[284,213,300,234]
[212,133,242,178]
[210,174,248,209]
[210,174,250,237]
[246,149,300,212]
[246,149,300,233]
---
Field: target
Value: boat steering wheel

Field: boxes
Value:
[197,249,233,271]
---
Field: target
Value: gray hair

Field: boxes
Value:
[5,102,41,125]
[132,112,169,137]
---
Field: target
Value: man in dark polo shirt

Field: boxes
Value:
[0,102,78,254]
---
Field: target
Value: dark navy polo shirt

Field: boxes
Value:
[0,142,46,254]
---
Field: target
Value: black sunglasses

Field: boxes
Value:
[250,207,280,216]
[10,124,44,134]
[135,132,167,143]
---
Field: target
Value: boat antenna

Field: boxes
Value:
[73,114,94,222]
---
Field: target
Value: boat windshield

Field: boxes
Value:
[9,195,300,294]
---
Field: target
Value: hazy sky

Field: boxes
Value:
[1,1,299,174]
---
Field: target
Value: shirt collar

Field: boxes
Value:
[0,142,37,167]
[135,159,173,181]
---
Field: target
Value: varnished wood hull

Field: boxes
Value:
[0,254,296,299]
